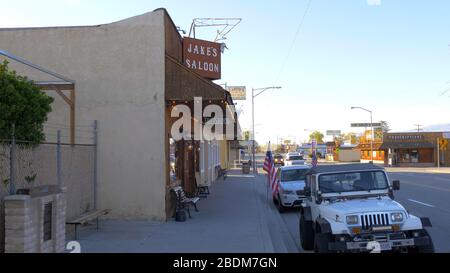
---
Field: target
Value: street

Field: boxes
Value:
[263,170,450,253]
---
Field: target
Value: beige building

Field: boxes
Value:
[0,9,239,221]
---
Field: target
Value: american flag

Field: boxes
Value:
[312,152,318,167]
[263,150,279,196]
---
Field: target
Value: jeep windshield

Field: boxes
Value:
[287,155,303,160]
[318,171,389,193]
[281,169,308,182]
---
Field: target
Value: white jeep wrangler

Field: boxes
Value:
[299,163,434,253]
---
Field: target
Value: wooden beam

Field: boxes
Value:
[47,84,75,145]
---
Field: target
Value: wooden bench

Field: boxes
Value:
[172,186,200,219]
[218,168,227,179]
[195,172,210,198]
[66,209,110,240]
[196,185,210,198]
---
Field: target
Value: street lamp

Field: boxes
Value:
[351,106,374,163]
[252,86,282,174]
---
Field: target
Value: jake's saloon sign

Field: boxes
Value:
[183,37,221,80]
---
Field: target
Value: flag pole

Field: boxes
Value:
[266,142,269,207]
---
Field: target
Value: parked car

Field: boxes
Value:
[284,153,306,166]
[299,163,434,253]
[273,165,311,213]
[273,154,284,166]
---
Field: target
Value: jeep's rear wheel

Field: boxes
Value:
[410,229,435,253]
[314,233,332,253]
[299,215,314,251]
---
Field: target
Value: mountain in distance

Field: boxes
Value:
[393,123,450,133]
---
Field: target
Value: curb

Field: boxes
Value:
[253,175,275,253]
[253,175,298,253]
[267,201,300,253]
[386,168,450,174]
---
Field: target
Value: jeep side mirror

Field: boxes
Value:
[392,180,400,191]
[304,187,311,197]
[316,191,323,204]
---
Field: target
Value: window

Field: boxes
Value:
[318,171,389,193]
[287,155,303,161]
[281,169,309,182]
[400,149,410,163]
[411,150,419,163]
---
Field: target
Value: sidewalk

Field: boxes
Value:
[385,167,450,174]
[75,169,278,253]
[319,160,450,174]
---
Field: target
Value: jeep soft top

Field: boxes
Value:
[305,163,384,175]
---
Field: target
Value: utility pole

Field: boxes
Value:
[351,107,374,163]
[414,124,423,132]
[251,86,281,174]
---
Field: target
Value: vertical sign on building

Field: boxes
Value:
[183,37,222,80]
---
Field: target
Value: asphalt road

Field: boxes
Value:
[275,171,450,253]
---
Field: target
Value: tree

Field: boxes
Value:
[243,130,251,141]
[380,120,390,133]
[0,61,54,144]
[340,132,359,145]
[309,131,324,143]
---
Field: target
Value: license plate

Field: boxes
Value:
[366,241,391,252]
[378,242,392,251]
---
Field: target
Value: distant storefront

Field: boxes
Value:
[354,130,385,164]
[380,132,450,167]
[355,142,385,164]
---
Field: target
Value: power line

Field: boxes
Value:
[274,0,313,85]
[414,124,423,132]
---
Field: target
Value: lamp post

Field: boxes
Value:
[252,86,281,174]
[351,106,374,163]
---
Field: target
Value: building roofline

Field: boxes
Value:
[0,8,164,31]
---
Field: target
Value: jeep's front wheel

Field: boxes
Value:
[299,215,314,251]
[314,233,332,253]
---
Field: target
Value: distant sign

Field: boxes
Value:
[351,123,382,128]
[183,37,221,80]
[226,86,246,100]
[239,140,252,147]
[326,130,341,136]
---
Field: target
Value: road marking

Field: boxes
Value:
[408,199,435,208]
[434,176,450,182]
[401,180,450,193]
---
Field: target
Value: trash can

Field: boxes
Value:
[175,209,187,222]
[242,162,250,174]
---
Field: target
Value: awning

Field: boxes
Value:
[165,54,232,104]
[379,142,435,150]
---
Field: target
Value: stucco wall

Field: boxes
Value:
[0,10,167,220]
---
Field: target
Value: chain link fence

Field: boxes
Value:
[0,122,98,252]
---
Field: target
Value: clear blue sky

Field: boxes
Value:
[1,0,449,144]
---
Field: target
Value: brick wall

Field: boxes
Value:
[4,186,66,253]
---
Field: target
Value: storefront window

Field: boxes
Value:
[411,149,419,163]
[169,138,177,183]
[400,149,410,163]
